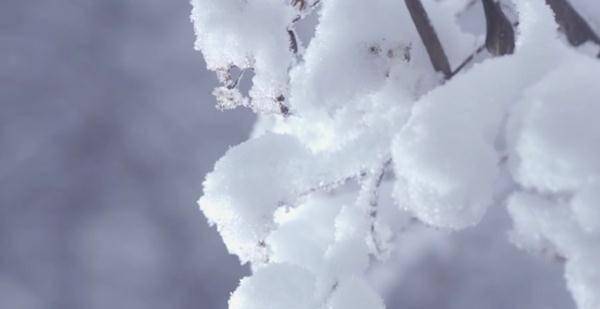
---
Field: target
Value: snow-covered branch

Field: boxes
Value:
[192,1,600,308]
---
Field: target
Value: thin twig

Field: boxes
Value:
[404,0,453,79]
[449,44,486,78]
[482,0,515,55]
[546,0,600,47]
[287,29,299,54]
[358,159,392,258]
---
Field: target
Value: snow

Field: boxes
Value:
[391,0,566,229]
[504,6,600,304]
[327,278,385,309]
[190,0,295,113]
[267,194,343,274]
[505,23,600,308]
[572,183,600,234]
[508,56,600,193]
[229,263,317,309]
[508,193,600,309]
[193,0,600,308]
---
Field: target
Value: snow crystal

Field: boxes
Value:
[191,0,295,112]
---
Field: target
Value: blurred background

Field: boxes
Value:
[1,1,252,308]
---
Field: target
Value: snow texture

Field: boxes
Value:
[193,0,600,308]
[506,7,600,306]
[191,0,295,113]
[229,263,317,309]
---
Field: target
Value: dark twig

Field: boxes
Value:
[450,19,520,78]
[287,29,299,54]
[449,44,486,78]
[358,159,392,258]
[287,0,322,54]
[404,0,453,79]
[226,67,248,90]
[482,0,515,55]
[546,0,600,47]
[291,0,306,10]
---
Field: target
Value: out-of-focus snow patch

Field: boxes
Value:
[508,193,600,309]
[572,183,600,235]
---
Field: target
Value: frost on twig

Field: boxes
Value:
[357,160,393,260]
[213,86,250,110]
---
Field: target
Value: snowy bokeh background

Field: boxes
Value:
[1,1,251,308]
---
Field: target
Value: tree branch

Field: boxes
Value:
[404,0,452,79]
[449,43,487,78]
[546,0,600,47]
[360,160,392,258]
[482,0,515,55]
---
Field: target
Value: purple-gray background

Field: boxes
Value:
[1,1,251,308]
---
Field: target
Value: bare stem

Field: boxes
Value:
[404,0,452,79]
[481,0,515,55]
[546,0,600,47]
